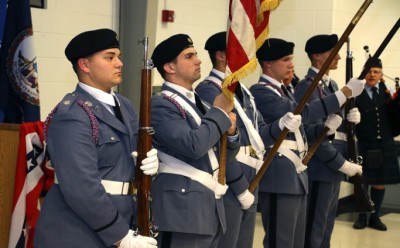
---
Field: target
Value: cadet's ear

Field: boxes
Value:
[77,58,90,72]
[163,62,175,73]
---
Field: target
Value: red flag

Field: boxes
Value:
[8,122,54,248]
[223,0,281,98]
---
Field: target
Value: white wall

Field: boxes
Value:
[31,0,119,120]
[149,0,229,88]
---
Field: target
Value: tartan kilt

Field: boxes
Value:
[358,138,400,185]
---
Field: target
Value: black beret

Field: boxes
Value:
[65,28,119,61]
[365,57,383,69]
[305,34,338,54]
[151,34,194,69]
[204,31,226,51]
[256,38,294,61]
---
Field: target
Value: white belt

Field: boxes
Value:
[237,146,264,172]
[101,179,130,195]
[238,145,256,157]
[54,174,131,195]
[273,140,307,173]
[335,131,347,141]
[157,151,226,199]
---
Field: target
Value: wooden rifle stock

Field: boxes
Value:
[218,133,228,184]
[249,0,373,193]
[131,37,155,236]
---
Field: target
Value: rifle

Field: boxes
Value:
[344,38,374,213]
[249,0,373,193]
[130,37,156,237]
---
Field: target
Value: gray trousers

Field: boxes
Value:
[305,181,340,248]
[157,227,222,248]
[259,192,307,248]
[217,204,257,248]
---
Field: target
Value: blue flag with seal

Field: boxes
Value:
[0,0,40,123]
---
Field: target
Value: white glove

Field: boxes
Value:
[131,149,159,176]
[346,107,361,124]
[346,78,366,98]
[237,189,255,210]
[278,112,302,131]
[338,161,363,177]
[325,114,342,135]
[214,183,229,199]
[119,230,157,248]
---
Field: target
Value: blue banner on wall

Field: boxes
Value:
[0,0,40,123]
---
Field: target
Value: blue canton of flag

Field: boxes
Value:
[0,0,40,123]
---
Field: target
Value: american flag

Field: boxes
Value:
[223,0,281,97]
[8,122,54,248]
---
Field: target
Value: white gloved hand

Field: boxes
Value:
[338,160,363,177]
[214,183,229,199]
[346,107,361,124]
[346,78,366,98]
[237,189,255,210]
[278,112,302,131]
[119,230,157,248]
[131,149,159,176]
[325,114,342,135]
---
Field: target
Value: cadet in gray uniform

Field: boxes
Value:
[34,29,158,248]
[353,59,400,231]
[196,32,302,248]
[294,34,363,248]
[150,34,239,248]
[249,38,365,248]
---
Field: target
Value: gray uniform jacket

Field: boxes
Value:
[249,76,342,194]
[34,85,139,248]
[196,72,282,205]
[294,68,346,182]
[151,84,240,235]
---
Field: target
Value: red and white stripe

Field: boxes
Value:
[223,0,281,95]
[8,122,54,248]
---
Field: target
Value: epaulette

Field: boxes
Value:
[162,94,187,119]
[44,92,99,144]
[206,80,222,92]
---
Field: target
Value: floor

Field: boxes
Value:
[252,212,400,248]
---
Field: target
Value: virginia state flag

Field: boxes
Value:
[0,0,40,123]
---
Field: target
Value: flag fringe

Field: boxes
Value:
[257,0,281,25]
[256,25,270,50]
[222,58,258,100]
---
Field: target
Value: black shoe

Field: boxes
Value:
[353,215,367,229]
[368,218,387,231]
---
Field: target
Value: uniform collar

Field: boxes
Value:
[310,66,330,85]
[78,82,118,107]
[211,68,225,82]
[164,81,196,104]
[261,74,283,88]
